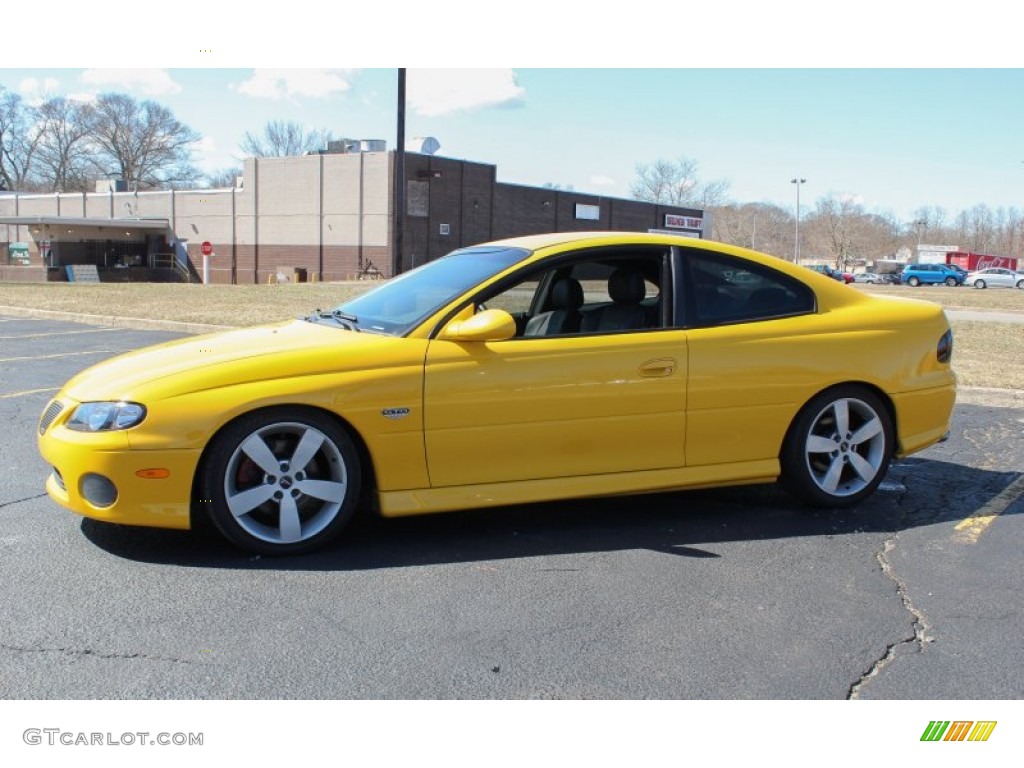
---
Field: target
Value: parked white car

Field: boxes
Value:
[853,272,881,284]
[962,268,1024,289]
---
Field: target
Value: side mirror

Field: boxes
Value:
[438,308,516,342]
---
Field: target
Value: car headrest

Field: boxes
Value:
[608,269,645,305]
[551,278,584,310]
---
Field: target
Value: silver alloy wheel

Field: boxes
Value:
[802,397,887,498]
[223,421,348,545]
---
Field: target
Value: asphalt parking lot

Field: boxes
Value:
[1,313,1022,699]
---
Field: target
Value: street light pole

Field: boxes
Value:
[790,177,806,262]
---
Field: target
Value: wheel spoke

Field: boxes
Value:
[298,479,346,502]
[820,456,844,492]
[848,451,878,482]
[290,428,325,472]
[240,434,281,475]
[226,485,276,518]
[832,400,850,437]
[850,416,882,446]
[807,435,839,454]
[278,495,302,543]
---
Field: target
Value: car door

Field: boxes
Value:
[421,249,688,488]
[681,249,819,467]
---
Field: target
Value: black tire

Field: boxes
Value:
[907,276,920,287]
[780,386,893,508]
[198,407,361,555]
[944,277,957,287]
[975,279,986,289]
[1016,280,1023,290]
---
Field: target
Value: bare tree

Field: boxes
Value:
[712,202,794,259]
[0,87,40,191]
[86,93,201,189]
[33,97,95,192]
[630,156,730,208]
[240,121,332,158]
[205,166,243,188]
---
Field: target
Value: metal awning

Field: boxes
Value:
[0,216,170,230]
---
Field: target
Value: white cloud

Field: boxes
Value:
[81,69,182,96]
[590,175,615,187]
[408,69,525,117]
[233,69,357,100]
[18,77,60,105]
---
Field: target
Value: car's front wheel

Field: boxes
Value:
[1016,279,1023,290]
[199,408,361,555]
[975,279,987,289]
[907,276,920,286]
[780,386,893,508]
[945,276,958,287]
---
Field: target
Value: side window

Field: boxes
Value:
[477,250,668,337]
[687,251,815,326]
[481,275,543,317]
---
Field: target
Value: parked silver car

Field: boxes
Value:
[853,272,880,284]
[962,268,1024,289]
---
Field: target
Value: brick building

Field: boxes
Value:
[1,149,706,284]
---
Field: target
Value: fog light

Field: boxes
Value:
[81,473,118,508]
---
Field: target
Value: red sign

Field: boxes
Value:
[201,241,213,256]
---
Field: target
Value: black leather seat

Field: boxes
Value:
[523,277,584,336]
[580,269,649,332]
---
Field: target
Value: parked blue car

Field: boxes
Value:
[901,263,964,287]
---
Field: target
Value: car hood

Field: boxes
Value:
[61,319,417,402]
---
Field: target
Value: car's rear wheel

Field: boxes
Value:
[1016,279,1023,290]
[907,276,920,286]
[944,276,958,287]
[975,279,987,289]
[780,386,893,508]
[199,408,361,555]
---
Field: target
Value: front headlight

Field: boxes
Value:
[66,402,147,432]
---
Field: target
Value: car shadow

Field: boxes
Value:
[80,457,1022,571]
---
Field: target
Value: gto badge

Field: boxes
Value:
[381,407,411,420]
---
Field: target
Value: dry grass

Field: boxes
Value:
[855,282,1024,312]
[0,281,371,327]
[2,280,1022,390]
[950,320,1024,390]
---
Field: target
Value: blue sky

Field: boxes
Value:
[4,4,1021,224]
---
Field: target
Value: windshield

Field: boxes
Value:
[330,246,531,335]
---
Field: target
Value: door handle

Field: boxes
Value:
[638,358,677,377]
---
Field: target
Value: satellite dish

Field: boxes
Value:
[406,136,441,155]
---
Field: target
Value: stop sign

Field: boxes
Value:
[201,241,213,256]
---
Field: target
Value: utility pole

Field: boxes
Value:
[791,177,806,262]
[393,68,406,277]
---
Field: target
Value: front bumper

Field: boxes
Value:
[38,406,200,530]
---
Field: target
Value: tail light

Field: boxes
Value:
[937,329,953,363]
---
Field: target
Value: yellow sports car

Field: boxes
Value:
[37,232,956,555]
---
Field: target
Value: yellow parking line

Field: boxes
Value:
[0,350,114,363]
[0,387,59,400]
[953,474,1024,544]
[0,328,115,340]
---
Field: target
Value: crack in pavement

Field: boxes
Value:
[0,493,48,510]
[848,536,933,699]
[0,643,206,666]
[847,474,934,700]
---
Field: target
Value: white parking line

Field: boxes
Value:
[0,387,60,400]
[0,328,115,340]
[0,350,114,363]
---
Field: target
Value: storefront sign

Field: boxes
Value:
[664,214,703,230]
